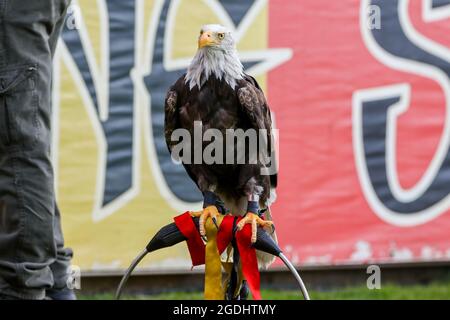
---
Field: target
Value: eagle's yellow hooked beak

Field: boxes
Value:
[198,31,216,48]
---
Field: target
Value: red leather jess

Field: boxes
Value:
[174,212,261,300]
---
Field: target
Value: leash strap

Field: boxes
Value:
[173,212,205,266]
[174,212,261,300]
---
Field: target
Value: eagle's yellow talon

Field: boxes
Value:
[190,211,203,218]
[237,213,275,243]
[260,220,274,232]
[192,205,220,238]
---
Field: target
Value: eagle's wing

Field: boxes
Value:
[164,80,202,189]
[239,75,278,268]
[238,75,278,188]
[164,89,179,153]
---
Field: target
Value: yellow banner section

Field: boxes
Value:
[55,0,269,272]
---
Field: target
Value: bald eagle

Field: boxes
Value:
[164,24,277,257]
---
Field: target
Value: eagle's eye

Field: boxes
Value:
[217,33,225,40]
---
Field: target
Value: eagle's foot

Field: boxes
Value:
[236,212,274,243]
[190,205,220,238]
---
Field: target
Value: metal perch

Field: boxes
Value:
[115,218,310,300]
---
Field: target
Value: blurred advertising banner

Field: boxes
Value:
[55,0,450,271]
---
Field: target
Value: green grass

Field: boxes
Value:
[80,280,450,300]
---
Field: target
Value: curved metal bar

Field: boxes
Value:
[116,222,311,300]
[279,253,310,300]
[115,249,149,300]
[116,220,187,299]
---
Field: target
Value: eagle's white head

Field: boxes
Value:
[185,24,244,90]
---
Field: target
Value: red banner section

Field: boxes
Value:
[269,0,450,265]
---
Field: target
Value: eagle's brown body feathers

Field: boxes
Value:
[164,74,276,216]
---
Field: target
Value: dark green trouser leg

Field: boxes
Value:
[0,0,72,299]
